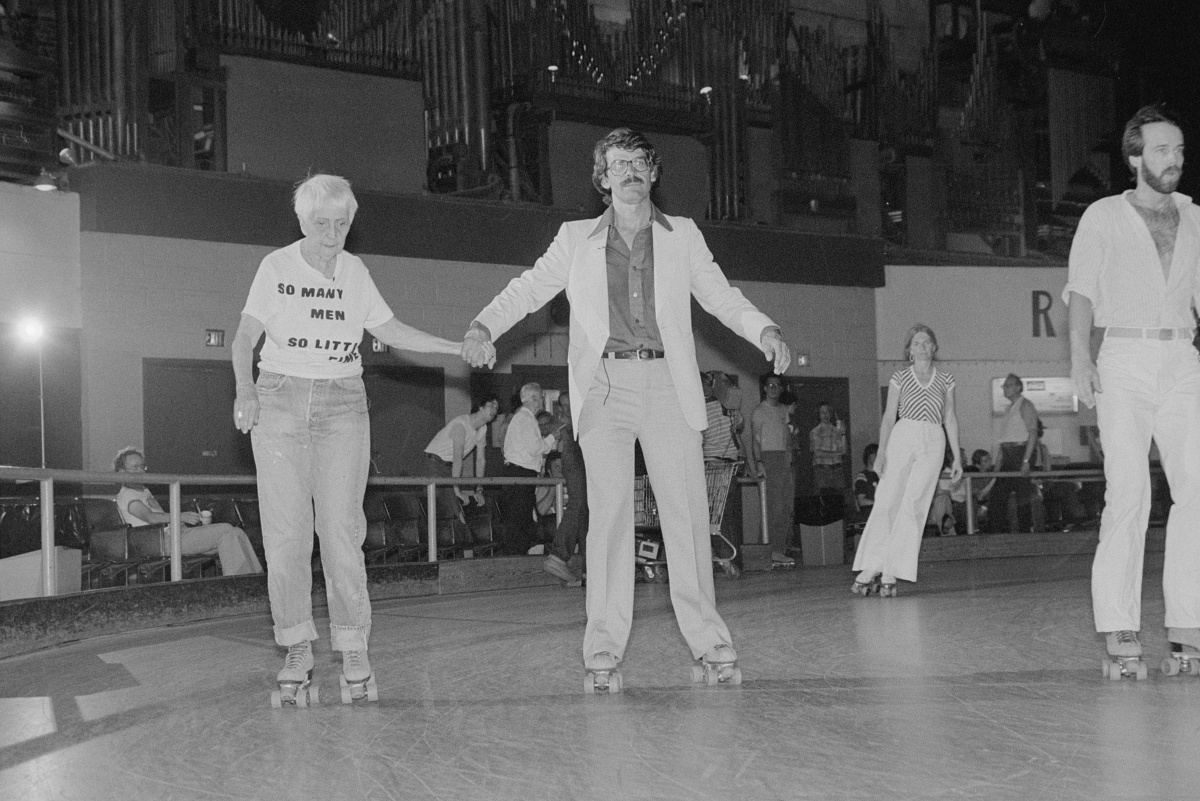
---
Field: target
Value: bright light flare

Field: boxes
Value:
[17,318,45,344]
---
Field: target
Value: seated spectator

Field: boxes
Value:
[114,447,263,575]
[966,449,997,532]
[853,444,879,523]
[926,446,961,536]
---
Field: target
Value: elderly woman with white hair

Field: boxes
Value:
[232,174,461,705]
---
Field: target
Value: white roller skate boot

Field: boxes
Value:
[339,649,378,703]
[272,641,318,708]
[584,651,622,694]
[851,571,879,596]
[1163,627,1200,677]
[693,643,742,686]
[771,551,796,569]
[1102,630,1147,681]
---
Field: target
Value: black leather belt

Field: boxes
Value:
[604,349,665,360]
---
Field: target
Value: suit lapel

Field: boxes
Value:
[652,220,684,327]
[570,222,610,344]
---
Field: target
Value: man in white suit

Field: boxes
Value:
[462,128,790,685]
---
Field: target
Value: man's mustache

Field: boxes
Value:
[622,176,644,186]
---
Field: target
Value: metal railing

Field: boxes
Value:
[0,466,563,597]
[958,467,1124,536]
[4,465,772,598]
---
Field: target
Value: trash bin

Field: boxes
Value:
[795,493,845,566]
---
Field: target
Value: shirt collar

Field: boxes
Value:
[588,203,673,239]
[1122,189,1194,208]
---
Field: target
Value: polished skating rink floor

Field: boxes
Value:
[3,553,1199,801]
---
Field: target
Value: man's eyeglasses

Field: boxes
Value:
[606,157,651,176]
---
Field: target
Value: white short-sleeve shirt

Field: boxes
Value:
[242,241,395,379]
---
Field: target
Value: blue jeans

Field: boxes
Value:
[252,371,372,651]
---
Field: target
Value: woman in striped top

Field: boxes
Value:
[851,324,963,596]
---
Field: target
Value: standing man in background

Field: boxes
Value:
[500,382,556,555]
[991,373,1040,533]
[424,395,499,521]
[752,374,796,567]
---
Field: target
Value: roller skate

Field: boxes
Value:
[1101,630,1148,681]
[271,641,319,708]
[692,643,742,686]
[543,553,582,587]
[851,572,879,597]
[878,575,898,598]
[771,551,796,570]
[1162,627,1200,677]
[339,649,378,703]
[584,651,622,694]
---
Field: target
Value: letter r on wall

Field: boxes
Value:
[1032,290,1055,338]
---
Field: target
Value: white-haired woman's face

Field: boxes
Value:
[299,203,353,259]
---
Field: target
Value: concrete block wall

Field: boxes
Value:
[80,232,881,474]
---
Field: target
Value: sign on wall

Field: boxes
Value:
[990,376,1078,415]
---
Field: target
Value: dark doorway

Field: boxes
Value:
[144,359,255,475]
[782,376,852,498]
[363,365,445,477]
[143,359,446,479]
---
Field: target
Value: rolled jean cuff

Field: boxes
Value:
[274,619,319,648]
[330,623,370,652]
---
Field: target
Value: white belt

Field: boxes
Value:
[1105,327,1194,341]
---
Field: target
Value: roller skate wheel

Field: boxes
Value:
[1136,661,1149,681]
[366,680,378,702]
[691,665,705,683]
[584,669,621,694]
[295,687,308,708]
[341,684,353,704]
[1190,660,1200,677]
[270,690,283,708]
[1162,657,1180,677]
[1102,659,1117,680]
[729,667,743,685]
[308,685,320,705]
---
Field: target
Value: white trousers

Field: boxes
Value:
[852,418,944,582]
[578,359,731,661]
[1092,337,1200,632]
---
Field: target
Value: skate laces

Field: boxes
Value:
[284,643,310,670]
[1116,630,1139,645]
[344,650,364,669]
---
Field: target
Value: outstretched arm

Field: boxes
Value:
[368,317,461,355]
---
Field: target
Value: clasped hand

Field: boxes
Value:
[461,330,496,369]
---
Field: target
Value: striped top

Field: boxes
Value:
[1063,191,1200,327]
[892,366,954,424]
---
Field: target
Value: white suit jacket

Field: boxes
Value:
[475,209,778,433]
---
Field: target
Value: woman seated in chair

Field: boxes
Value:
[114,446,263,576]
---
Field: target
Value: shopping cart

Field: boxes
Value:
[633,460,742,581]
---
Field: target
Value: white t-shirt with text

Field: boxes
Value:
[242,241,395,379]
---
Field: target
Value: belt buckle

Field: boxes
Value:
[636,349,652,360]
[1159,329,1173,341]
